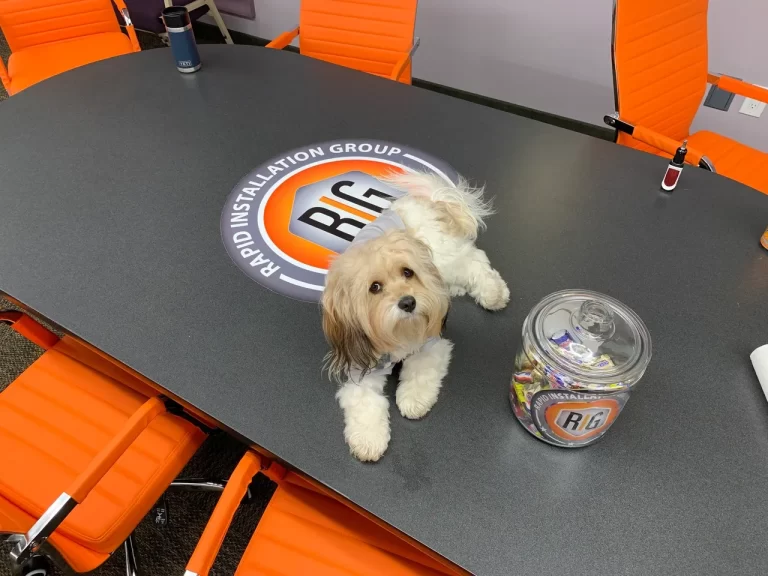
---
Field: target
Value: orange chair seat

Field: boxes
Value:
[237,473,454,575]
[686,130,768,195]
[6,32,134,95]
[0,345,205,572]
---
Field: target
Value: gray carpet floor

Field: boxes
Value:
[0,28,276,576]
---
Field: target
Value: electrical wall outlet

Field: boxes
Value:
[739,87,767,117]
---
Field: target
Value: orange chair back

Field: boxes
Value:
[612,0,709,155]
[298,0,418,83]
[0,0,123,52]
[241,471,465,575]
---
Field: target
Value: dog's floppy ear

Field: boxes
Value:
[321,282,378,383]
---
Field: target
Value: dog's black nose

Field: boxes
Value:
[398,296,416,313]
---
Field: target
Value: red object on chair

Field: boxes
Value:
[0,0,141,96]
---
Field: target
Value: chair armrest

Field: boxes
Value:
[391,37,420,81]
[0,311,59,350]
[632,125,704,167]
[604,115,708,169]
[266,27,300,50]
[110,0,141,52]
[10,397,166,564]
[70,396,166,500]
[184,452,263,576]
[708,73,768,104]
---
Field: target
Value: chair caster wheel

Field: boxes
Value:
[20,556,52,576]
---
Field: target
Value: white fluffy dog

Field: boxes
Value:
[321,172,509,461]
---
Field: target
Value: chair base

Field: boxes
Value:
[4,477,226,576]
[12,554,52,576]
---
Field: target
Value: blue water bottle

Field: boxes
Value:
[161,6,201,73]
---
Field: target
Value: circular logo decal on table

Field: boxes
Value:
[221,139,459,302]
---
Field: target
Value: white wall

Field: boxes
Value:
[210,0,768,151]
[690,0,768,151]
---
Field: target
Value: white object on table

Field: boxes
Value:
[163,0,233,45]
[751,344,768,402]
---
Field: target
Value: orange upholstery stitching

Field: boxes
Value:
[68,397,166,502]
[0,0,120,51]
[0,0,140,94]
[613,0,708,142]
[70,425,202,547]
[0,348,206,554]
[267,0,418,84]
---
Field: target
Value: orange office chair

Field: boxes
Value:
[266,0,420,84]
[184,450,468,576]
[0,0,141,96]
[0,311,207,575]
[605,0,768,195]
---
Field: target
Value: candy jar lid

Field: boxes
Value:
[523,289,652,391]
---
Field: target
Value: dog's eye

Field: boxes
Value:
[369,282,383,294]
[403,268,414,278]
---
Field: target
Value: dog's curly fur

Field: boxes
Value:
[322,172,510,461]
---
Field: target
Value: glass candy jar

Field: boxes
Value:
[511,290,652,447]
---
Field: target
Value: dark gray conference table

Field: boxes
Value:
[1,45,768,576]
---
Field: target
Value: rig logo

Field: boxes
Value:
[548,403,616,440]
[221,139,458,302]
[531,390,629,447]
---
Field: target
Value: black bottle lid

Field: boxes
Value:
[162,6,191,28]
[671,139,688,166]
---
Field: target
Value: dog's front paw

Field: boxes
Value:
[475,269,510,311]
[397,339,453,419]
[345,422,390,462]
[396,380,440,419]
[449,285,467,297]
[337,381,391,462]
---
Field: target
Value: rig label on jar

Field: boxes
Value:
[530,390,629,447]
